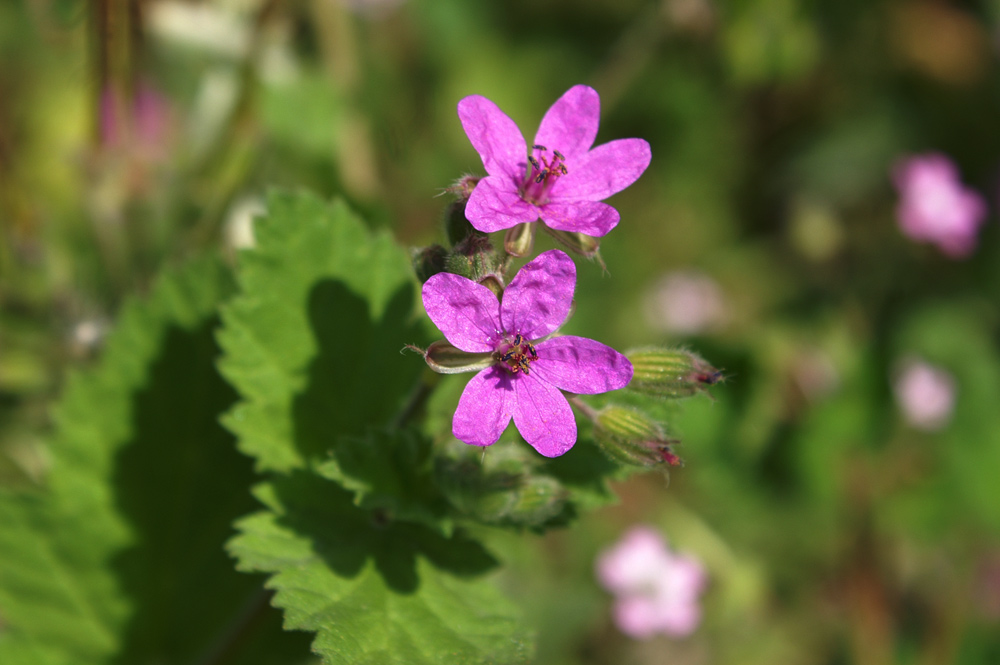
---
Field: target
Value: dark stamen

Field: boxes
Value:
[533,144,547,151]
[553,149,565,160]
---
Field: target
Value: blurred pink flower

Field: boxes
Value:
[893,153,987,258]
[99,82,172,160]
[893,357,957,431]
[596,526,707,639]
[643,270,727,336]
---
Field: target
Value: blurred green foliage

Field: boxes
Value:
[3,0,1000,663]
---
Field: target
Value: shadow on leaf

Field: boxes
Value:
[292,279,425,463]
[111,320,311,665]
[271,469,497,594]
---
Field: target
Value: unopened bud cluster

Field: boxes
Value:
[627,348,722,398]
[593,405,683,469]
[413,175,610,292]
[412,193,506,295]
[434,442,567,527]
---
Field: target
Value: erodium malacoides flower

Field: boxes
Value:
[893,153,987,258]
[458,85,651,254]
[421,249,633,457]
[596,526,707,640]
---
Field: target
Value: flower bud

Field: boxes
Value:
[443,199,476,247]
[412,244,447,283]
[544,228,600,258]
[445,174,480,201]
[593,405,682,468]
[445,232,504,286]
[626,347,722,398]
[478,275,504,298]
[504,221,536,257]
[435,443,567,527]
[475,475,567,527]
[418,340,493,374]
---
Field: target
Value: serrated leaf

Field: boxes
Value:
[229,470,533,665]
[317,429,452,534]
[217,191,426,472]
[0,257,309,664]
[217,191,533,661]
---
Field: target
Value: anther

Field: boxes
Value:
[533,144,547,151]
[528,155,540,170]
[535,169,548,184]
[553,150,565,161]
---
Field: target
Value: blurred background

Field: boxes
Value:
[3,0,1000,663]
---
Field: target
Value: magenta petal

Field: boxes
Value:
[511,373,576,457]
[501,249,575,340]
[554,138,651,201]
[532,336,633,394]
[539,200,619,236]
[458,95,527,182]
[465,175,539,232]
[453,367,514,446]
[614,597,663,639]
[422,273,501,352]
[533,85,600,162]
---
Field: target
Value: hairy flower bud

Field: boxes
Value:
[435,443,567,527]
[627,347,722,398]
[445,232,503,283]
[544,227,601,259]
[593,405,682,468]
[504,221,536,257]
[445,174,480,201]
[412,244,447,283]
[418,340,493,374]
[443,199,476,247]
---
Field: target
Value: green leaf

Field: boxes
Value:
[0,257,310,664]
[217,191,425,472]
[317,429,452,534]
[229,471,533,665]
[218,191,534,662]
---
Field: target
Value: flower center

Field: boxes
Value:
[520,144,568,205]
[496,333,538,375]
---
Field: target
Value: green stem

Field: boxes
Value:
[566,394,598,422]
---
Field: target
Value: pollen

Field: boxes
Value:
[497,332,538,375]
[521,145,568,205]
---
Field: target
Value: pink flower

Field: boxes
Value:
[99,81,173,161]
[893,357,957,431]
[893,153,987,258]
[596,526,707,639]
[642,270,728,336]
[421,249,633,457]
[457,85,651,238]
